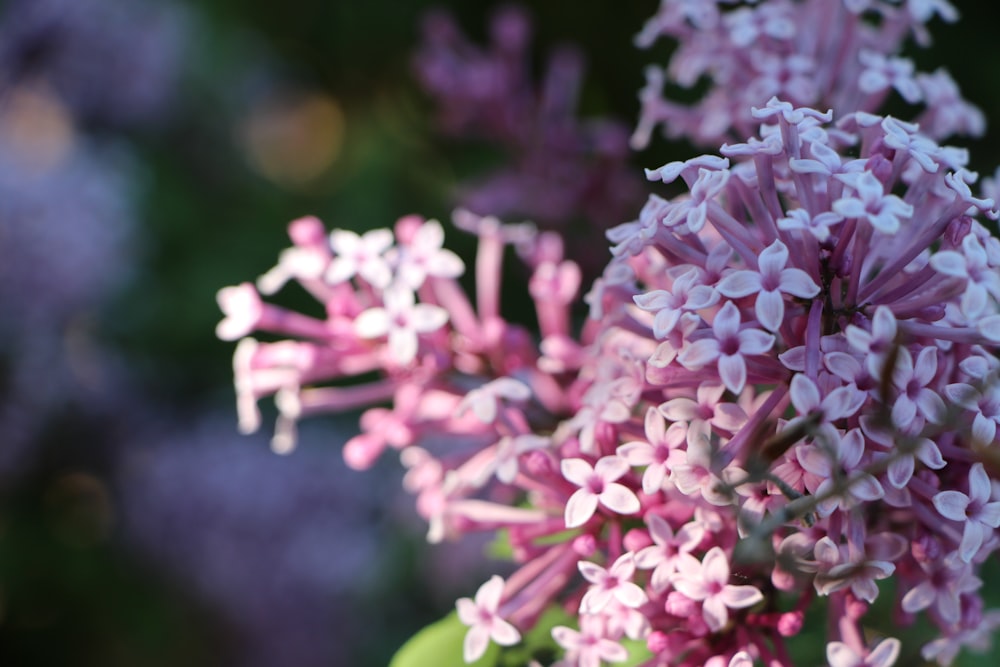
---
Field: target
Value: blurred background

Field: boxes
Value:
[0,1,999,665]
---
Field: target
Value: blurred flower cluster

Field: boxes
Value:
[218,1,1000,666]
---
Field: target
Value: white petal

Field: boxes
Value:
[599,483,641,516]
[755,289,785,332]
[565,490,599,528]
[353,308,390,338]
[717,270,761,298]
[718,354,747,394]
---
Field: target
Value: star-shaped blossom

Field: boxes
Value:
[578,553,648,614]
[562,456,641,528]
[932,463,1000,562]
[456,377,532,423]
[354,286,449,365]
[552,616,628,667]
[833,171,914,235]
[678,301,775,394]
[813,533,906,602]
[858,50,922,104]
[778,208,846,243]
[617,407,687,494]
[634,514,705,592]
[888,346,946,425]
[797,428,883,517]
[392,218,465,289]
[716,240,820,332]
[633,268,720,339]
[456,575,521,663]
[672,546,763,632]
[930,233,1000,319]
[326,228,394,288]
[944,381,1000,445]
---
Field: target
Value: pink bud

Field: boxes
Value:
[777,611,804,637]
[624,528,652,553]
[572,534,597,557]
[665,591,697,617]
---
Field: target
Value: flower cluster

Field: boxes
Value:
[632,0,984,149]
[217,1,1000,666]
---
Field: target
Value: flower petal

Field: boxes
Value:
[565,489,599,528]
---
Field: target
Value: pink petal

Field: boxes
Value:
[410,303,449,333]
[702,595,729,632]
[826,641,862,667]
[933,490,970,521]
[901,581,935,613]
[595,455,630,481]
[578,561,608,585]
[713,301,742,339]
[849,473,884,501]
[915,438,945,469]
[755,288,785,332]
[678,339,721,369]
[720,584,764,609]
[617,441,654,466]
[758,240,790,278]
[717,270,762,298]
[475,575,505,611]
[456,598,479,625]
[561,458,595,487]
[778,267,821,298]
[718,353,747,394]
[973,413,997,445]
[565,489,599,528]
[867,638,901,667]
[388,329,418,365]
[642,464,667,495]
[354,307,390,338]
[599,483,641,516]
[659,397,698,421]
[615,582,649,608]
[464,625,491,663]
[672,576,708,601]
[701,546,730,585]
[887,455,914,488]
[490,618,521,647]
[930,250,968,277]
[737,328,775,355]
[790,374,820,413]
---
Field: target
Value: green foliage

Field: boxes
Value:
[390,605,654,667]
[389,612,501,667]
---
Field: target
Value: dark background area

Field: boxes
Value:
[0,1,999,665]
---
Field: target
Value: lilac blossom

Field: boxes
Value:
[455,575,521,662]
[216,4,1000,665]
[633,0,981,149]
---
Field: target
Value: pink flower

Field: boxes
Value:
[562,456,641,528]
[634,513,705,592]
[933,463,1000,562]
[456,575,521,662]
[678,301,775,394]
[326,228,394,288]
[552,616,629,667]
[672,546,763,631]
[392,218,465,289]
[716,240,819,332]
[578,553,648,614]
[353,286,449,365]
[617,408,687,495]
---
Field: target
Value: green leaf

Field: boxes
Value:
[619,638,654,667]
[389,612,500,667]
